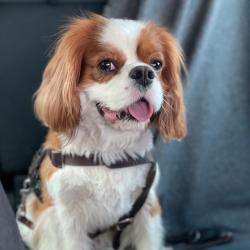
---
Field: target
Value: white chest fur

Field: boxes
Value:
[21,126,164,250]
[48,162,151,233]
[45,121,158,250]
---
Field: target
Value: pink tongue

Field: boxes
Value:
[103,108,119,122]
[128,100,153,122]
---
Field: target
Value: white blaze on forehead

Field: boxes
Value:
[100,19,145,61]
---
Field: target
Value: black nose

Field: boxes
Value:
[129,66,155,88]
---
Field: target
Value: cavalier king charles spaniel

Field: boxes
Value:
[17,15,186,250]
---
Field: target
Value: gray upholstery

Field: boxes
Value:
[105,0,250,249]
[0,182,25,250]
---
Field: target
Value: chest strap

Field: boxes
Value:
[48,149,153,169]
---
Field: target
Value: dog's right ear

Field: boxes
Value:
[34,16,105,133]
[150,23,187,140]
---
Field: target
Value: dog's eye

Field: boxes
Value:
[150,60,162,71]
[98,60,116,72]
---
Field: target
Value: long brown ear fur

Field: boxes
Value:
[34,16,104,133]
[157,26,187,140]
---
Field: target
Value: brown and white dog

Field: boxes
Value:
[17,15,186,250]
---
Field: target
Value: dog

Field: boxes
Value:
[17,15,186,250]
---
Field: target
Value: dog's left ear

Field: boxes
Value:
[34,15,105,133]
[156,27,187,140]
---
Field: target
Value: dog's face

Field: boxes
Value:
[35,16,186,140]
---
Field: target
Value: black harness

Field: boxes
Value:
[17,147,156,250]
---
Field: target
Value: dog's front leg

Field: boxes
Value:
[48,169,94,250]
[56,205,94,250]
[130,198,165,250]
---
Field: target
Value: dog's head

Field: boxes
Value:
[35,15,186,140]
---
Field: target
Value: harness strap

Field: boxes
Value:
[48,149,152,169]
[113,163,156,249]
[28,147,49,201]
[89,162,156,249]
[17,211,34,229]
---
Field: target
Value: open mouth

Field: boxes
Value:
[96,98,154,123]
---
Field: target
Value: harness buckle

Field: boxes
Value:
[20,177,32,204]
[23,178,31,189]
[116,217,133,231]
